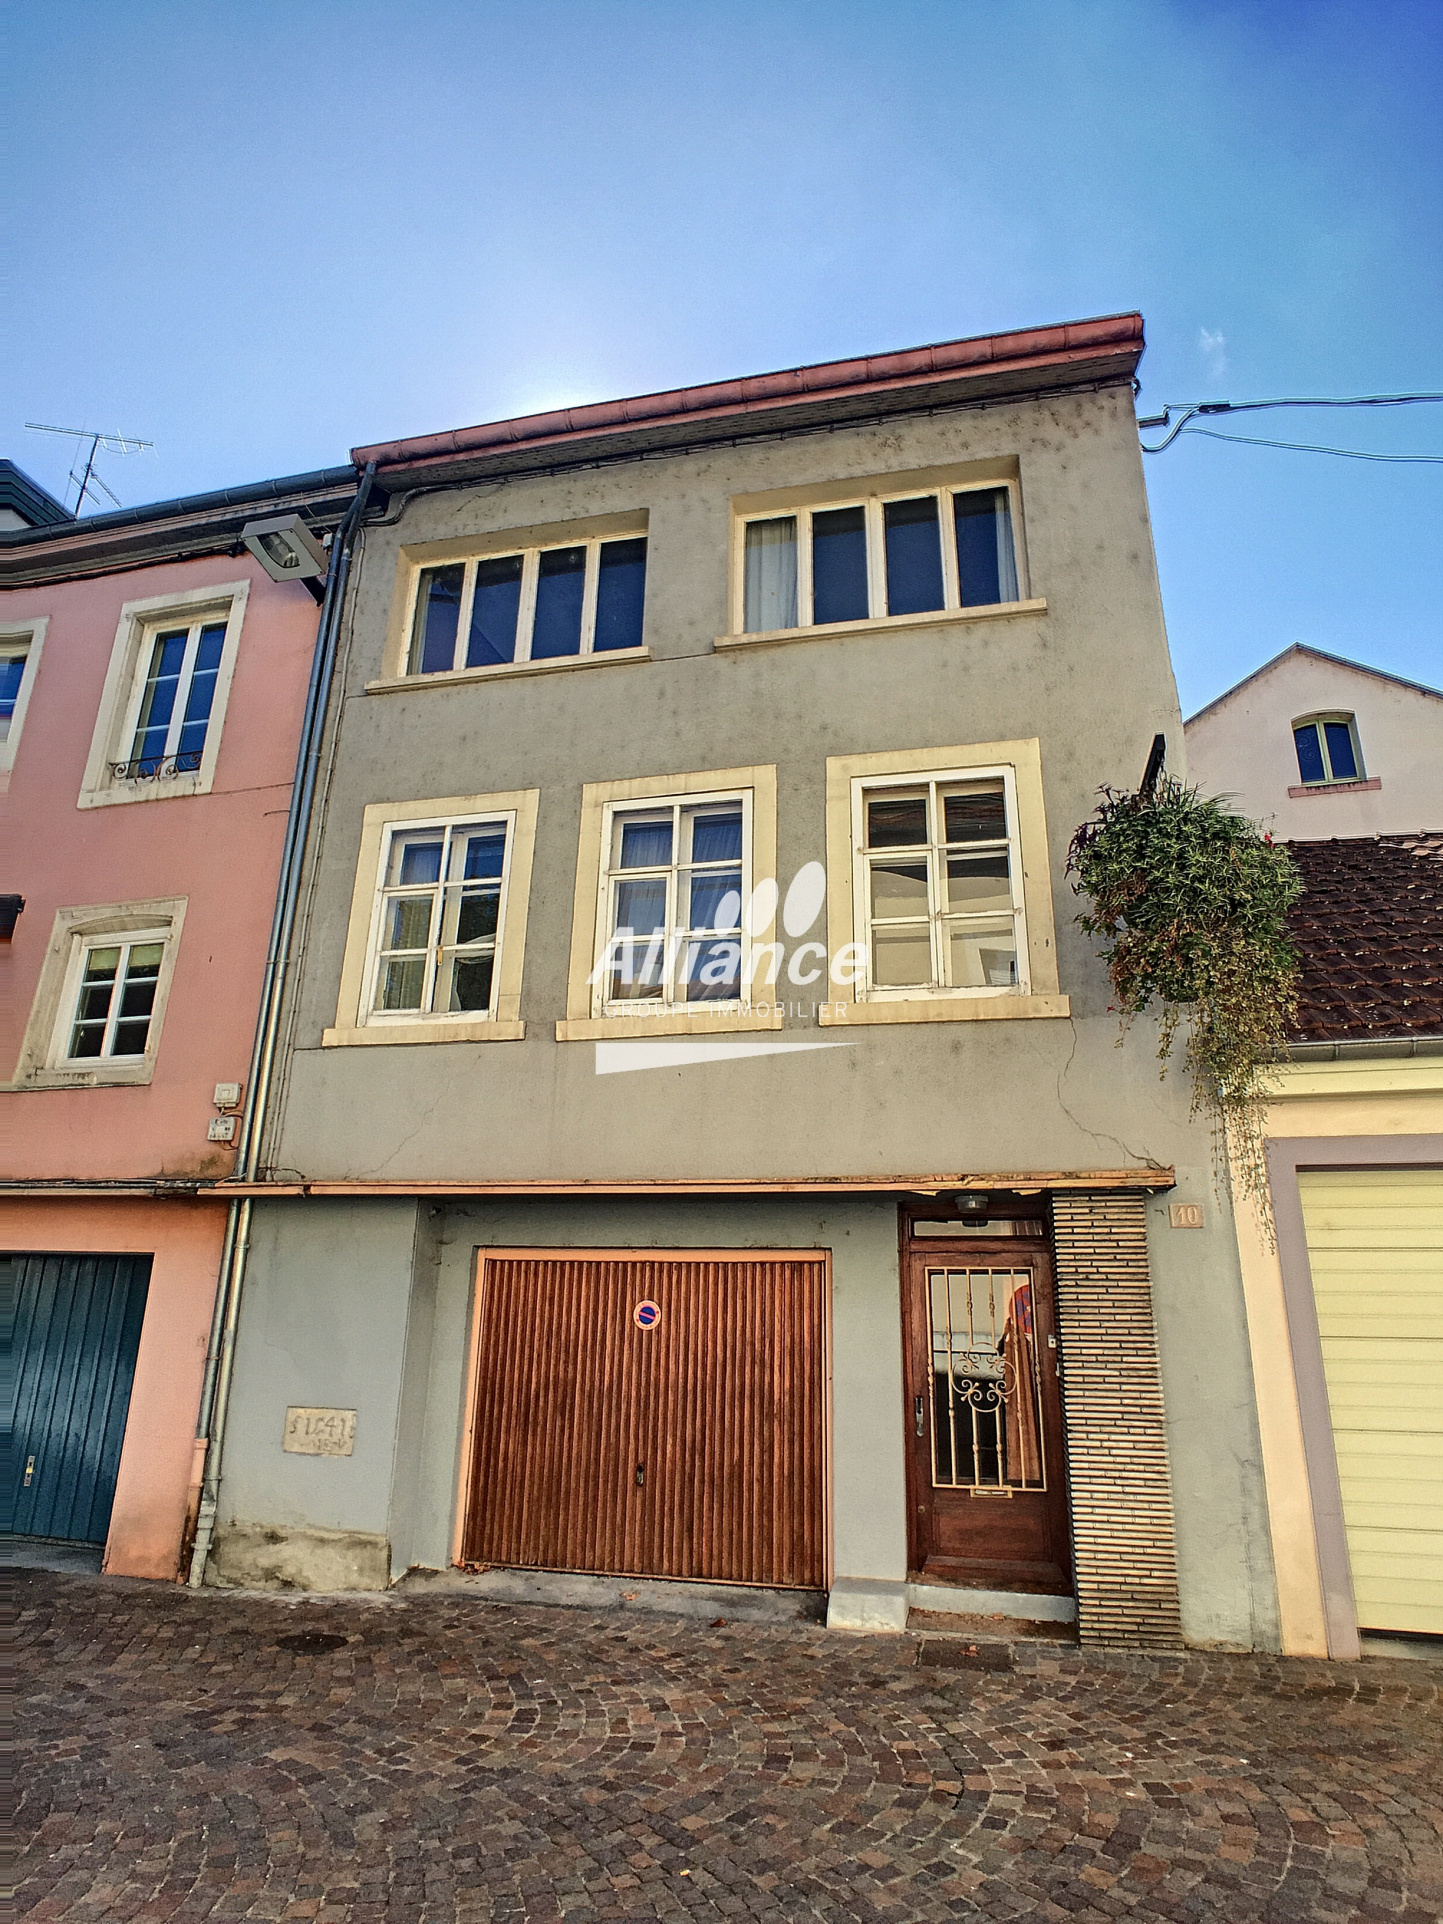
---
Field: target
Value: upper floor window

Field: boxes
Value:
[409,535,647,676]
[742,485,1019,635]
[594,794,750,1013]
[0,619,46,776]
[122,618,227,777]
[1293,714,1363,786]
[853,770,1026,997]
[369,815,516,1019]
[79,583,250,809]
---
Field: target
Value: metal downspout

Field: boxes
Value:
[187,462,376,1588]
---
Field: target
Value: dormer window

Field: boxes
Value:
[1293,714,1363,786]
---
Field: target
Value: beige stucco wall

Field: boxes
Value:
[1185,651,1442,837]
[1232,1056,1443,1655]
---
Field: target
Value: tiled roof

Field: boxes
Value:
[1286,832,1443,1042]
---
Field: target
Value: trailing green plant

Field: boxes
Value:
[1067,776,1303,1213]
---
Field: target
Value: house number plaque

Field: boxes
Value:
[283,1407,357,1456]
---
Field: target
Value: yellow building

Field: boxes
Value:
[1234,832,1442,1658]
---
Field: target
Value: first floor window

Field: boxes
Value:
[596,795,748,1011]
[1293,714,1362,785]
[66,935,166,1059]
[126,618,227,776]
[856,772,1025,994]
[371,817,513,1017]
[409,534,647,675]
[741,484,1020,633]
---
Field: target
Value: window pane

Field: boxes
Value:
[410,565,464,675]
[690,809,743,864]
[619,818,672,868]
[688,870,743,931]
[614,877,667,935]
[385,897,434,950]
[609,941,665,1001]
[131,630,188,770]
[812,507,869,624]
[866,795,928,848]
[684,937,742,1000]
[461,831,507,880]
[530,546,586,658]
[947,853,1012,913]
[466,555,523,668]
[944,784,1008,843]
[1323,720,1358,781]
[446,953,494,1013]
[949,920,1018,989]
[175,622,227,769]
[1293,724,1326,784]
[872,925,934,986]
[870,861,929,917]
[379,957,426,1010]
[393,837,444,885]
[743,518,798,632]
[954,489,1018,606]
[594,538,647,651]
[1,652,28,736]
[454,888,500,945]
[884,496,945,616]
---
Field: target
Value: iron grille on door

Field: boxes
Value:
[928,1266,1046,1490]
[461,1253,826,1588]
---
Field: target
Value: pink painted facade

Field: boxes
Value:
[3,481,352,1577]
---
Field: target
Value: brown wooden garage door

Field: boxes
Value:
[459,1251,827,1588]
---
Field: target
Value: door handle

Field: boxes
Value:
[913,1397,925,1438]
[635,1462,645,1488]
[24,1455,35,1487]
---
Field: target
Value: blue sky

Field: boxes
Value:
[8,0,1440,713]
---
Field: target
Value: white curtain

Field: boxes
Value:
[744,517,798,632]
[994,493,1019,603]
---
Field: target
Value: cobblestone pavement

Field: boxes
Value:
[19,1571,1443,1923]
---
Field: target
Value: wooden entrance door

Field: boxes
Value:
[902,1215,1072,1593]
[459,1251,827,1589]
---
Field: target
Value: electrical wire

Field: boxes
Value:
[1180,426,1443,463]
[1139,392,1442,456]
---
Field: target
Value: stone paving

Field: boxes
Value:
[17,1570,1443,1922]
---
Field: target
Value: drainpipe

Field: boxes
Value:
[187,462,377,1588]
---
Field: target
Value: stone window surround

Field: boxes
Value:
[324,789,540,1049]
[78,581,251,809]
[7,896,188,1090]
[1,616,47,778]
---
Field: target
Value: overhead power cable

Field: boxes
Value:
[1138,392,1442,460]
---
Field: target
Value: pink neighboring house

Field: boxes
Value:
[2,462,359,1578]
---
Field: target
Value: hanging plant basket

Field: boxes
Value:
[1067,776,1303,1211]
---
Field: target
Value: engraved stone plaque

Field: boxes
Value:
[283,1406,357,1456]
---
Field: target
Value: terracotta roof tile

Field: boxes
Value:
[1286,832,1443,1041]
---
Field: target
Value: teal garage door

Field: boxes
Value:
[2,1253,151,1546]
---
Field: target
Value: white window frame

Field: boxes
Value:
[116,614,231,779]
[0,617,47,778]
[51,927,172,1066]
[360,811,518,1027]
[78,581,250,809]
[7,897,187,1091]
[738,481,1025,635]
[325,790,539,1048]
[405,533,648,677]
[1292,712,1366,786]
[591,789,753,1018]
[850,766,1030,1001]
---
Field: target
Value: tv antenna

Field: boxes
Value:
[24,422,154,513]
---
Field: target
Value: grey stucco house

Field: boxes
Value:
[210,312,1281,1649]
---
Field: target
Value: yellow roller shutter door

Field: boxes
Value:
[1299,1168,1443,1637]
